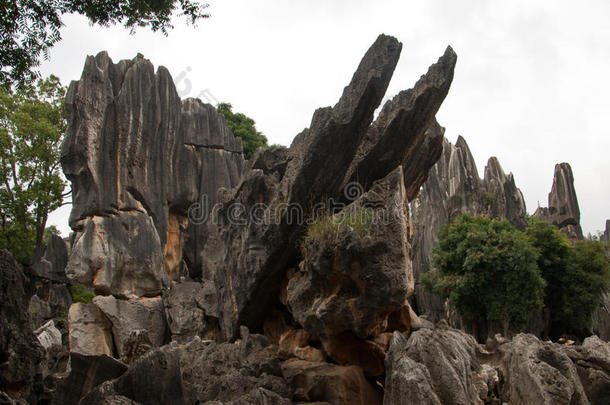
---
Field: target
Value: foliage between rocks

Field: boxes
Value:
[70,284,95,304]
[217,102,269,159]
[303,208,374,247]
[422,214,610,340]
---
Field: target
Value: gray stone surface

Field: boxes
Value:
[35,320,62,350]
[0,250,44,403]
[397,327,484,405]
[411,136,527,322]
[68,303,114,356]
[384,332,441,405]
[203,34,456,340]
[30,234,69,283]
[503,333,590,405]
[52,353,128,405]
[62,51,245,296]
[535,162,583,239]
[164,280,218,343]
[93,295,166,361]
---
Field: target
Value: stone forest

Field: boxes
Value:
[1,34,609,405]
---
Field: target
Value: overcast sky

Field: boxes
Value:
[42,0,609,236]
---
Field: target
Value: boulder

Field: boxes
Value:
[288,167,412,341]
[384,332,441,405]
[28,295,53,330]
[177,331,291,404]
[503,333,589,405]
[163,280,218,343]
[535,162,583,239]
[35,320,62,350]
[281,359,382,405]
[398,326,485,405]
[52,353,128,405]
[93,295,166,361]
[0,250,44,403]
[78,345,184,405]
[66,213,168,298]
[30,234,69,283]
[68,303,114,356]
[81,329,292,405]
[278,330,325,362]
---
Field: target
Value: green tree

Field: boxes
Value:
[527,218,610,338]
[0,75,66,262]
[422,214,545,339]
[1,0,209,87]
[217,102,268,159]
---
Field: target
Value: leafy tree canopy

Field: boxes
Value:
[217,102,269,159]
[526,217,609,338]
[0,0,209,87]
[0,74,66,262]
[422,214,545,337]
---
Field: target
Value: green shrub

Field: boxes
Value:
[70,284,95,304]
[304,208,374,245]
[424,214,545,337]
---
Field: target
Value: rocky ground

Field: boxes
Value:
[1,34,609,405]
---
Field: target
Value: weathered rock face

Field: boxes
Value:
[61,51,244,297]
[384,326,485,405]
[163,280,218,343]
[282,359,382,405]
[536,162,583,240]
[288,167,412,341]
[52,353,128,405]
[68,303,114,357]
[0,250,44,403]
[203,34,456,340]
[80,329,293,405]
[30,235,69,283]
[383,326,610,405]
[411,136,527,322]
[592,294,610,341]
[92,296,166,361]
[504,334,590,405]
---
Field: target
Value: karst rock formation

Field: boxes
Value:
[535,162,584,240]
[411,136,528,323]
[2,34,609,405]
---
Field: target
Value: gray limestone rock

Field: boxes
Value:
[163,280,218,343]
[503,333,590,405]
[287,167,412,341]
[67,213,168,298]
[592,293,610,341]
[30,234,69,283]
[281,359,382,405]
[383,332,441,405]
[203,34,456,340]
[52,353,128,405]
[62,51,244,297]
[92,295,166,361]
[68,303,114,356]
[535,162,583,239]
[0,250,44,403]
[411,136,528,322]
